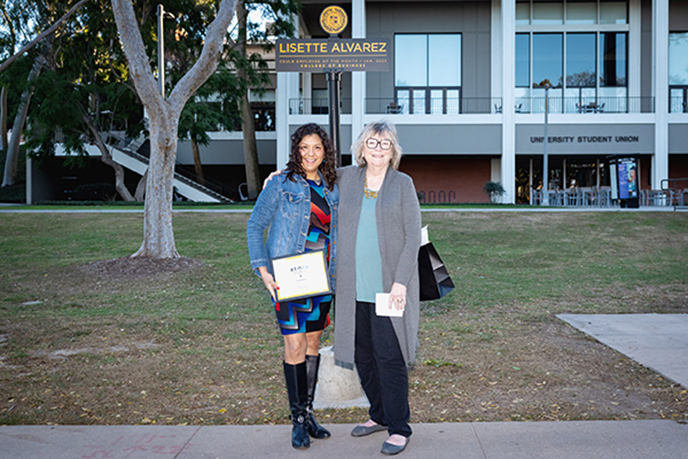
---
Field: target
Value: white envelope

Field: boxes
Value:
[375,293,404,317]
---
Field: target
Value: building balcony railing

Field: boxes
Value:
[286,96,663,116]
[365,97,502,115]
[670,96,688,113]
[289,98,352,115]
[518,96,655,114]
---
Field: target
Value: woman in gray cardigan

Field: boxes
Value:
[334,121,421,455]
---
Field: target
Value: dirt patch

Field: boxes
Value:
[82,257,204,280]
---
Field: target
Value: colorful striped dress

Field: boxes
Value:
[274,179,332,335]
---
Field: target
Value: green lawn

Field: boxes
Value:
[0,210,686,425]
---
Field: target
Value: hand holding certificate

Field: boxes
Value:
[271,250,332,302]
[375,293,404,317]
[375,282,407,317]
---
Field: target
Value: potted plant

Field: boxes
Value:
[483,181,506,204]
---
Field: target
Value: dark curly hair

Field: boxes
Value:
[285,123,338,191]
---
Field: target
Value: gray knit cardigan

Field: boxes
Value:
[333,165,422,369]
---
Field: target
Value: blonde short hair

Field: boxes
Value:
[351,121,402,170]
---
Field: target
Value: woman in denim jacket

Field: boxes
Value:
[247,123,339,449]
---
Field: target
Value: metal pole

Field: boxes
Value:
[157,4,165,97]
[542,86,550,206]
[327,70,342,166]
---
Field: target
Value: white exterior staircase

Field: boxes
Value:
[56,138,232,203]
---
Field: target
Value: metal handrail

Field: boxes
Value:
[114,144,232,203]
[660,177,688,191]
[365,97,503,115]
[518,96,655,114]
[289,98,353,115]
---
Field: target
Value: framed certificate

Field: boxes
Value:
[270,250,332,302]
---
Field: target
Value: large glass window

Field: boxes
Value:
[515,34,530,87]
[566,33,596,112]
[670,32,688,113]
[429,35,461,86]
[395,35,426,87]
[599,32,626,87]
[567,34,596,87]
[669,32,688,85]
[516,1,628,114]
[533,34,562,87]
[395,34,462,114]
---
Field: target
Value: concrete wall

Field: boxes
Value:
[515,124,655,155]
[397,124,501,155]
[366,1,492,100]
[669,124,688,154]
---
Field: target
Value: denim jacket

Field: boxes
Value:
[247,171,339,291]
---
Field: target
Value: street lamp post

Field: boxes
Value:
[157,5,174,96]
[535,80,552,206]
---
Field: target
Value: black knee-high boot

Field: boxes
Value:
[305,354,331,439]
[283,361,310,449]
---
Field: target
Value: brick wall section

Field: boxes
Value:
[670,155,688,180]
[398,155,493,204]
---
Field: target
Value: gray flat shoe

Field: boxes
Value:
[351,423,388,437]
[381,437,409,455]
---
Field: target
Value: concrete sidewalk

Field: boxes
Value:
[1,420,687,459]
[558,314,688,389]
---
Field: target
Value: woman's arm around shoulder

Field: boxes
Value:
[336,164,359,181]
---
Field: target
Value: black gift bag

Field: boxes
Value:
[418,242,455,301]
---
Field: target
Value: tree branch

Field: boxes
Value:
[0,0,90,74]
[168,0,238,109]
[111,0,161,109]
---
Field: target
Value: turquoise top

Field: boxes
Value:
[355,193,383,302]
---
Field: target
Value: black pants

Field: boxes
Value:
[354,301,412,438]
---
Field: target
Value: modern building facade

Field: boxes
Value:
[29,1,688,204]
[54,0,680,204]
[233,0,684,204]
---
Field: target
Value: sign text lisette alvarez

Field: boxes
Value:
[275,39,391,72]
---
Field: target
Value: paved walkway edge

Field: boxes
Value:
[558,314,688,389]
[1,420,686,459]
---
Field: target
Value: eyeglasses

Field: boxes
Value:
[365,138,392,150]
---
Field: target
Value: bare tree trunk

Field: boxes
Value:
[240,91,260,199]
[1,86,8,151]
[191,137,205,186]
[2,51,47,187]
[111,0,237,258]
[132,108,180,258]
[237,0,260,199]
[134,169,147,201]
[84,115,135,201]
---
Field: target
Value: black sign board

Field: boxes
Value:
[276,39,390,72]
[609,156,640,208]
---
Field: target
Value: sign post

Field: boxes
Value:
[327,69,342,163]
[276,5,390,166]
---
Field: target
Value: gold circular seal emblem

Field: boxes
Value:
[320,6,348,35]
